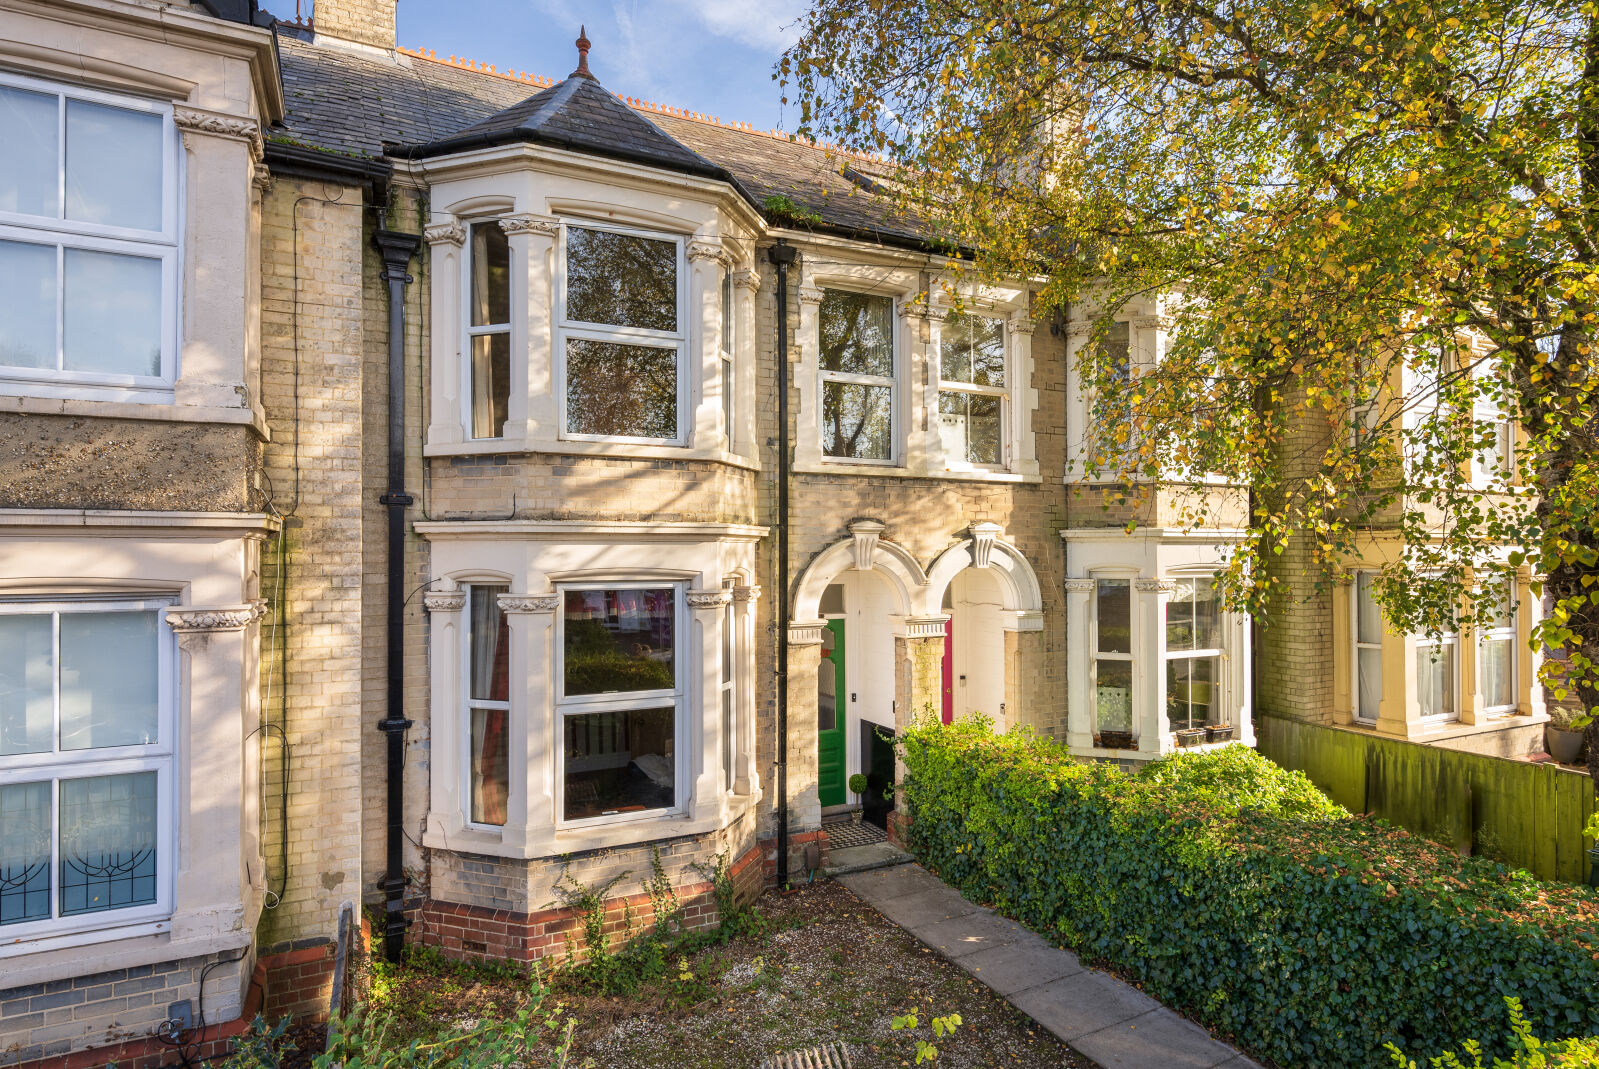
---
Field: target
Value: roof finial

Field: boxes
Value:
[572,25,593,78]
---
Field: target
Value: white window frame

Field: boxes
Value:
[1163,577,1225,732]
[818,286,899,465]
[0,597,176,943]
[1415,626,1460,723]
[935,311,1009,470]
[0,70,181,397]
[461,583,510,830]
[1082,319,1134,478]
[720,268,735,448]
[1352,571,1383,726]
[1091,577,1135,742]
[553,582,686,829]
[461,218,512,441]
[1477,578,1518,716]
[554,220,688,446]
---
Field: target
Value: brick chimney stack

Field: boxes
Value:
[311,0,397,50]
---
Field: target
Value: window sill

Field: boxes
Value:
[422,794,760,861]
[2,390,266,433]
[1334,711,1548,743]
[795,459,1041,484]
[424,437,760,472]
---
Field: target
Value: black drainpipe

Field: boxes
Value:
[373,217,421,963]
[768,240,797,888]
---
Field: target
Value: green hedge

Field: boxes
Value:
[899,719,1599,1069]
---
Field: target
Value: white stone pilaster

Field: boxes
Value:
[795,286,825,467]
[1136,578,1174,753]
[1064,578,1095,749]
[687,589,733,810]
[498,593,559,846]
[422,589,466,839]
[501,213,560,441]
[425,221,466,445]
[687,240,728,451]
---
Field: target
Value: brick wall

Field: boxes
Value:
[257,174,370,953]
[0,954,253,1069]
[419,839,764,965]
[310,0,395,49]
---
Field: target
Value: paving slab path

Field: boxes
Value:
[836,860,1265,1069]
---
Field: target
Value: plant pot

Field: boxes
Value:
[1098,729,1135,750]
[850,809,863,826]
[1205,724,1235,743]
[1174,728,1207,748]
[1548,726,1586,765]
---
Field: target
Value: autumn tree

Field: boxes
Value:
[783,0,1599,771]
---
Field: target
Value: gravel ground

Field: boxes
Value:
[558,879,1093,1069]
[358,879,1095,1069]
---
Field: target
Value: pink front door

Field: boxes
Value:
[941,616,954,724]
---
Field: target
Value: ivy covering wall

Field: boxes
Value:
[899,720,1599,1068]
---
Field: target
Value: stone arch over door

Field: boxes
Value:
[925,523,1046,729]
[788,520,939,831]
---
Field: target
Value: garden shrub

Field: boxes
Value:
[899,718,1599,1069]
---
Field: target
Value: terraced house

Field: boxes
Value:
[0,1,1552,1066]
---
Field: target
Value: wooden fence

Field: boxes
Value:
[1256,715,1596,884]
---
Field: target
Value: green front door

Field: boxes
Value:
[818,619,847,807]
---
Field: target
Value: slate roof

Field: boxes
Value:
[270,32,928,246]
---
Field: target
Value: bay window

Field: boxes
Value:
[819,289,895,461]
[1353,571,1383,724]
[938,312,1007,467]
[0,75,177,391]
[0,600,173,936]
[1093,579,1134,741]
[467,222,511,439]
[558,585,681,822]
[465,585,510,827]
[1165,578,1223,732]
[1478,580,1516,714]
[560,224,684,442]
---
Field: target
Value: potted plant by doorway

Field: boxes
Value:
[1547,706,1587,766]
[848,774,869,825]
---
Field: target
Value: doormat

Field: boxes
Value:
[823,814,887,850]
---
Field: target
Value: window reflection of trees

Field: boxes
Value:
[565,339,678,439]
[565,227,677,331]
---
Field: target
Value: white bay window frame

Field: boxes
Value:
[555,220,688,446]
[0,70,181,399]
[553,581,687,829]
[462,219,512,440]
[418,524,765,858]
[0,597,177,943]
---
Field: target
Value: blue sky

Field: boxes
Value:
[394,1,810,132]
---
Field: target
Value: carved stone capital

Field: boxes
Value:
[969,522,1003,569]
[174,107,262,158]
[686,238,731,266]
[687,589,734,610]
[1132,315,1168,330]
[1063,321,1098,338]
[848,519,886,572]
[732,584,762,604]
[168,602,265,652]
[1006,315,1036,337]
[423,590,467,612]
[788,620,827,646]
[1064,578,1097,594]
[499,213,560,238]
[1135,578,1175,594]
[424,221,465,246]
[732,268,762,293]
[498,594,560,614]
[900,614,951,640]
[252,162,272,193]
[797,286,825,307]
[166,602,265,633]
